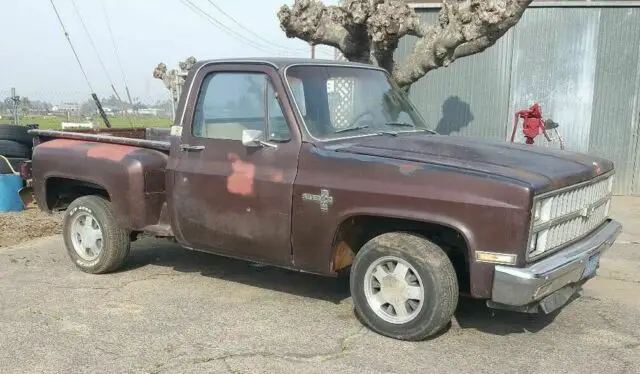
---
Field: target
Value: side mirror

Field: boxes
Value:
[241,129,277,149]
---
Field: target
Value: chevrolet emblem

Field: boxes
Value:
[580,205,594,218]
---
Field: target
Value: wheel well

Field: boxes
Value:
[45,177,110,211]
[331,216,471,293]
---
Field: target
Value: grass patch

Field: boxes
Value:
[14,115,173,130]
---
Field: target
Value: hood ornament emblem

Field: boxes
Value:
[593,161,601,174]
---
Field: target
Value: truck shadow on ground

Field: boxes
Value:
[123,239,565,337]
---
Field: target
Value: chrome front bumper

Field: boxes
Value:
[491,219,622,309]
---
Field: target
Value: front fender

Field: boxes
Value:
[336,206,477,255]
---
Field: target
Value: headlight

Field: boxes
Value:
[528,232,538,254]
[532,196,554,227]
[533,202,542,222]
[528,197,554,258]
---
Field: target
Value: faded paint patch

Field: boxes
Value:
[37,139,83,149]
[87,144,137,162]
[226,153,255,196]
[398,164,421,176]
[268,170,284,183]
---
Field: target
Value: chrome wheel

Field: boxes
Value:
[69,212,103,262]
[363,256,425,324]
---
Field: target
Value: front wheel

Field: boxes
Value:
[63,195,131,274]
[350,232,459,341]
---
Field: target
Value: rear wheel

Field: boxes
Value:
[63,195,131,274]
[350,232,459,341]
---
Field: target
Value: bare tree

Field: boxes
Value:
[278,0,532,89]
[152,57,198,104]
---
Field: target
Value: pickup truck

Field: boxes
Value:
[26,58,622,341]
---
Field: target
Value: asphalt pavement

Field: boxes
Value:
[0,198,639,373]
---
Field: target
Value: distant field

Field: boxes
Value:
[13,115,173,130]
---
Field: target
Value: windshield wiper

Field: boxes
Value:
[334,125,369,134]
[384,122,437,134]
[384,122,415,127]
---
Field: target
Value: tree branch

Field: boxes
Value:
[277,0,353,55]
[392,0,533,88]
[278,0,426,68]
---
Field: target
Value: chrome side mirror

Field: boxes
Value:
[241,129,277,149]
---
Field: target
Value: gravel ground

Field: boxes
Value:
[0,233,638,373]
[0,207,62,247]
[0,198,639,373]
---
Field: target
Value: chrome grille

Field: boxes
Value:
[528,174,613,260]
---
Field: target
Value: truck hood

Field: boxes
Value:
[331,133,614,194]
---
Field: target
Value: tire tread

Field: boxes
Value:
[63,195,130,274]
[0,124,33,146]
[350,231,459,341]
[0,140,30,158]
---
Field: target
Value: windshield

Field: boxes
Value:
[285,65,431,140]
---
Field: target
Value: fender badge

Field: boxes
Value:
[302,189,334,212]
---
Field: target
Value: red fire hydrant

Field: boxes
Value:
[510,102,551,145]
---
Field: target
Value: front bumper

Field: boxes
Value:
[490,219,622,310]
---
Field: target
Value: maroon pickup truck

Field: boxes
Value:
[27,58,621,341]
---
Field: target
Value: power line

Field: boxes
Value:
[101,0,136,122]
[101,0,128,88]
[180,0,333,58]
[70,0,124,102]
[202,0,308,53]
[48,0,94,93]
[180,0,285,55]
[49,0,112,128]
[203,0,333,57]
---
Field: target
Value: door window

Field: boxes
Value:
[192,72,291,141]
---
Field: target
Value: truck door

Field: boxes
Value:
[169,63,301,266]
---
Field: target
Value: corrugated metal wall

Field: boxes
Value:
[396,6,640,195]
[394,12,513,140]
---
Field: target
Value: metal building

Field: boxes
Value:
[397,1,640,195]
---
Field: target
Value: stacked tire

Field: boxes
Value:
[0,124,34,174]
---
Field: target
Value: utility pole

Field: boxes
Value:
[310,43,315,59]
[10,87,20,126]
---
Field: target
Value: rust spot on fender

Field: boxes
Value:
[226,153,255,196]
[331,241,354,272]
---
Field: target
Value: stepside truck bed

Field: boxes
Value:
[28,127,172,151]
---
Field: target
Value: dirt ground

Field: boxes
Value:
[0,207,62,247]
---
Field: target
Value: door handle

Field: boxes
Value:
[179,144,205,152]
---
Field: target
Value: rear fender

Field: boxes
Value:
[32,139,168,230]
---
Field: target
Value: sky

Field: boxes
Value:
[0,0,340,105]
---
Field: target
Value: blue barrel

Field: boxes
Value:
[0,174,24,212]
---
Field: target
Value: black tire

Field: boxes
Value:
[350,232,459,341]
[0,124,33,146]
[0,140,30,158]
[0,157,27,174]
[63,195,131,274]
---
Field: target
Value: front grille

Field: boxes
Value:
[527,174,613,260]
